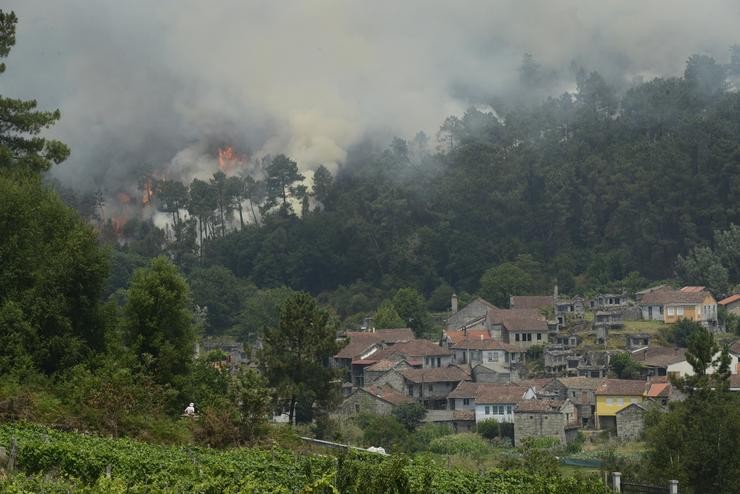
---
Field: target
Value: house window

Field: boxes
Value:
[428,384,433,392]
[606,398,613,405]
[515,334,520,342]
[676,307,684,316]
[355,404,360,413]
[485,406,491,415]
[506,405,512,414]
[667,307,675,316]
[617,398,624,406]
[659,306,664,315]
[436,357,441,367]
[537,333,542,341]
[463,398,470,406]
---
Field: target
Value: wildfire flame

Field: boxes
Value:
[117,192,132,205]
[142,177,154,206]
[217,146,247,174]
[110,216,125,238]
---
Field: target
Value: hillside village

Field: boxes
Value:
[330,286,740,446]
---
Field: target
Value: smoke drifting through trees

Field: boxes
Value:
[3,0,740,199]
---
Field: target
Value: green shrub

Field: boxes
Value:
[476,419,499,440]
[428,433,490,457]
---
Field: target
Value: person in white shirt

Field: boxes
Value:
[184,403,195,416]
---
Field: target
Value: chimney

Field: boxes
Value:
[554,284,559,300]
[451,293,459,314]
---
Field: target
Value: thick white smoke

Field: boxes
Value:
[3,0,740,190]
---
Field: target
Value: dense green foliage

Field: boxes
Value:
[0,172,109,375]
[85,52,740,335]
[260,292,342,423]
[0,11,70,173]
[0,423,608,493]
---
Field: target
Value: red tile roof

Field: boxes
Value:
[334,329,414,359]
[450,337,517,351]
[364,359,408,372]
[646,382,671,398]
[401,367,470,384]
[640,288,712,305]
[595,379,648,396]
[719,294,740,306]
[448,381,481,399]
[444,329,490,345]
[362,385,414,406]
[516,378,555,391]
[632,347,687,367]
[553,377,601,390]
[474,384,529,404]
[488,308,548,332]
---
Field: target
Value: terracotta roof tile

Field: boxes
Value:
[640,288,712,305]
[516,378,555,390]
[553,377,601,390]
[334,329,414,359]
[444,329,490,345]
[363,385,414,406]
[595,379,648,396]
[719,294,740,306]
[364,359,407,372]
[646,382,671,397]
[474,384,529,404]
[632,347,687,367]
[488,308,548,332]
[451,337,518,351]
[448,381,481,399]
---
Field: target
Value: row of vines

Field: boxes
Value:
[0,423,608,493]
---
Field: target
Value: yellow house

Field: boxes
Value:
[639,286,717,325]
[595,379,648,430]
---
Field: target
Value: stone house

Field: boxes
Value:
[474,384,534,424]
[337,384,414,416]
[545,377,600,427]
[402,366,470,409]
[488,309,549,348]
[363,359,411,388]
[447,381,480,411]
[449,336,524,367]
[423,409,476,433]
[615,403,647,440]
[625,333,651,350]
[544,345,574,375]
[719,294,740,318]
[595,379,649,430]
[594,310,624,329]
[446,297,498,330]
[589,293,630,310]
[639,286,718,327]
[514,399,578,446]
[334,328,414,385]
[348,338,453,387]
[633,346,738,380]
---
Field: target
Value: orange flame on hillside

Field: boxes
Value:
[142,177,154,206]
[117,192,132,205]
[110,216,125,237]
[217,146,247,174]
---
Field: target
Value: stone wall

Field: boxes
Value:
[367,370,405,393]
[337,390,394,416]
[514,412,566,446]
[616,404,646,440]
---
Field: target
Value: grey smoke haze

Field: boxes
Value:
[3,0,740,191]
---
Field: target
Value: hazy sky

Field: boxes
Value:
[3,1,739,189]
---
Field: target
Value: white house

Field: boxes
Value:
[473,384,535,424]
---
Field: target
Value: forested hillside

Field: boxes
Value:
[73,53,740,336]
